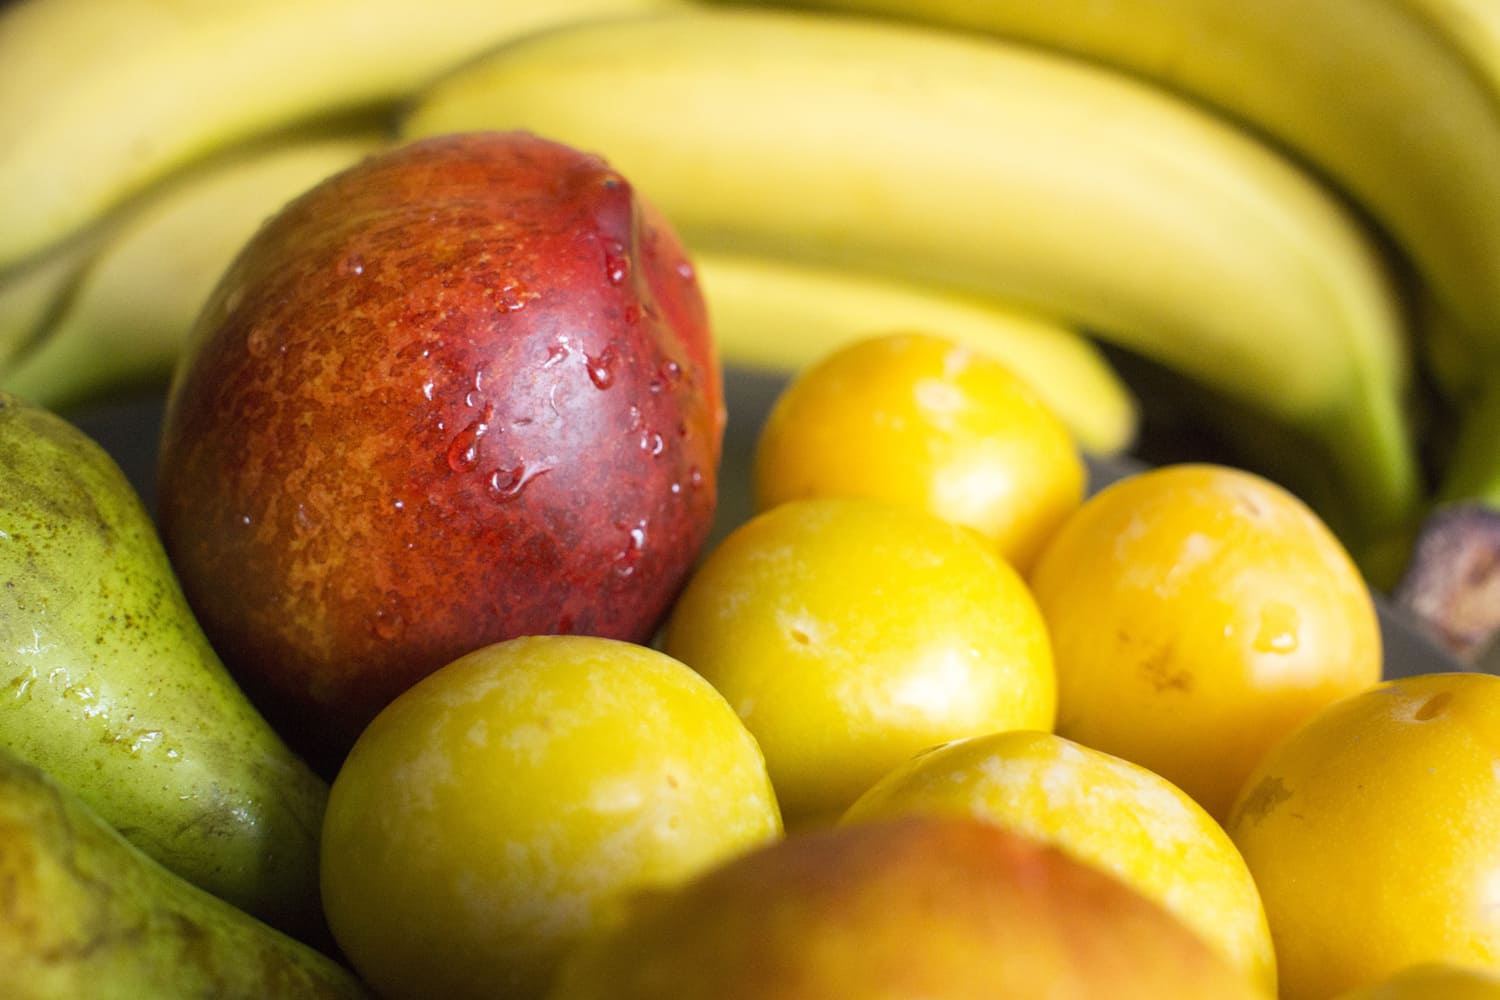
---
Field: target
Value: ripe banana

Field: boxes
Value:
[0,0,682,275]
[0,238,95,374]
[1392,0,1500,513]
[1405,0,1500,97]
[398,6,1420,554]
[694,250,1137,456]
[734,0,1500,368]
[0,129,389,412]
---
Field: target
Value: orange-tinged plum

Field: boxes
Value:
[156,131,722,769]
[548,814,1270,999]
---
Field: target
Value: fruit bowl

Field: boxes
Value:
[70,367,1466,685]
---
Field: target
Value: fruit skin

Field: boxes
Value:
[399,5,1418,553]
[0,746,367,1000]
[157,131,722,769]
[0,392,329,938]
[841,729,1277,994]
[1331,961,1500,1000]
[751,331,1087,573]
[661,496,1055,827]
[1225,672,1500,1000]
[0,0,684,272]
[0,236,100,375]
[691,249,1137,456]
[320,634,782,1000]
[1,127,388,412]
[1027,462,1382,823]
[548,814,1271,999]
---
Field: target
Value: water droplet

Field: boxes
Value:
[372,609,404,641]
[246,325,272,358]
[339,253,365,276]
[543,342,570,368]
[587,345,618,389]
[421,380,436,401]
[496,277,528,312]
[639,431,665,456]
[487,463,549,502]
[604,240,630,284]
[612,520,648,576]
[1253,601,1300,654]
[294,504,313,536]
[688,466,705,489]
[463,367,488,408]
[446,404,494,473]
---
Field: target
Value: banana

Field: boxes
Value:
[727,0,1500,368]
[0,129,389,412]
[694,249,1138,456]
[398,6,1420,554]
[0,0,682,275]
[1392,0,1500,511]
[0,238,95,374]
[1404,0,1500,96]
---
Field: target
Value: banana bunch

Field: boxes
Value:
[0,0,690,273]
[396,5,1421,561]
[697,0,1500,557]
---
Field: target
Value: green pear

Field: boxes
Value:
[0,746,368,999]
[0,391,328,938]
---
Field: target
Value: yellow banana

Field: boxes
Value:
[0,0,682,274]
[1404,0,1500,96]
[399,6,1419,555]
[0,239,95,374]
[694,249,1138,456]
[1390,0,1500,515]
[732,0,1500,367]
[0,129,389,412]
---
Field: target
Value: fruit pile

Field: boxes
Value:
[3,1,1500,998]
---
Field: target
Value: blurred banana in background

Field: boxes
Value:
[2,0,1499,638]
[749,0,1500,376]
[693,250,1138,456]
[0,0,685,273]
[0,128,388,411]
[0,235,97,373]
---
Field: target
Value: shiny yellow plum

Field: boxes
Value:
[319,634,783,1000]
